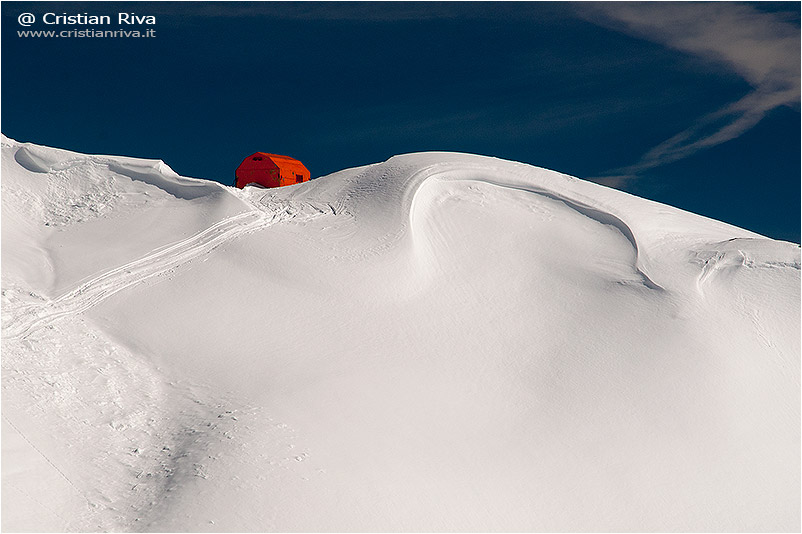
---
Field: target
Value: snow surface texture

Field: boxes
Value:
[2,134,799,532]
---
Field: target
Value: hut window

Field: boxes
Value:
[296,175,303,183]
[253,156,263,161]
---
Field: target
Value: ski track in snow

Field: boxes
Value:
[2,197,328,341]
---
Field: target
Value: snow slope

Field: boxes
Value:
[2,135,799,532]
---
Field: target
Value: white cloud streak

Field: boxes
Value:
[581,2,800,184]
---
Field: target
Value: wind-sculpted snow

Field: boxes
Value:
[300,152,770,294]
[104,160,222,201]
[407,165,665,290]
[2,137,799,531]
[13,144,56,173]
[14,142,221,200]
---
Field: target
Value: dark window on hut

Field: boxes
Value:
[253,156,263,161]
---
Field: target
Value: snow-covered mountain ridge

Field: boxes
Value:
[2,135,799,531]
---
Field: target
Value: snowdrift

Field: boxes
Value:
[2,135,799,531]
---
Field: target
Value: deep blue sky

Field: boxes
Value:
[2,2,799,242]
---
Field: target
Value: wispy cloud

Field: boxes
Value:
[580,2,800,186]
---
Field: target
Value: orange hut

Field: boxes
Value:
[235,152,310,189]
